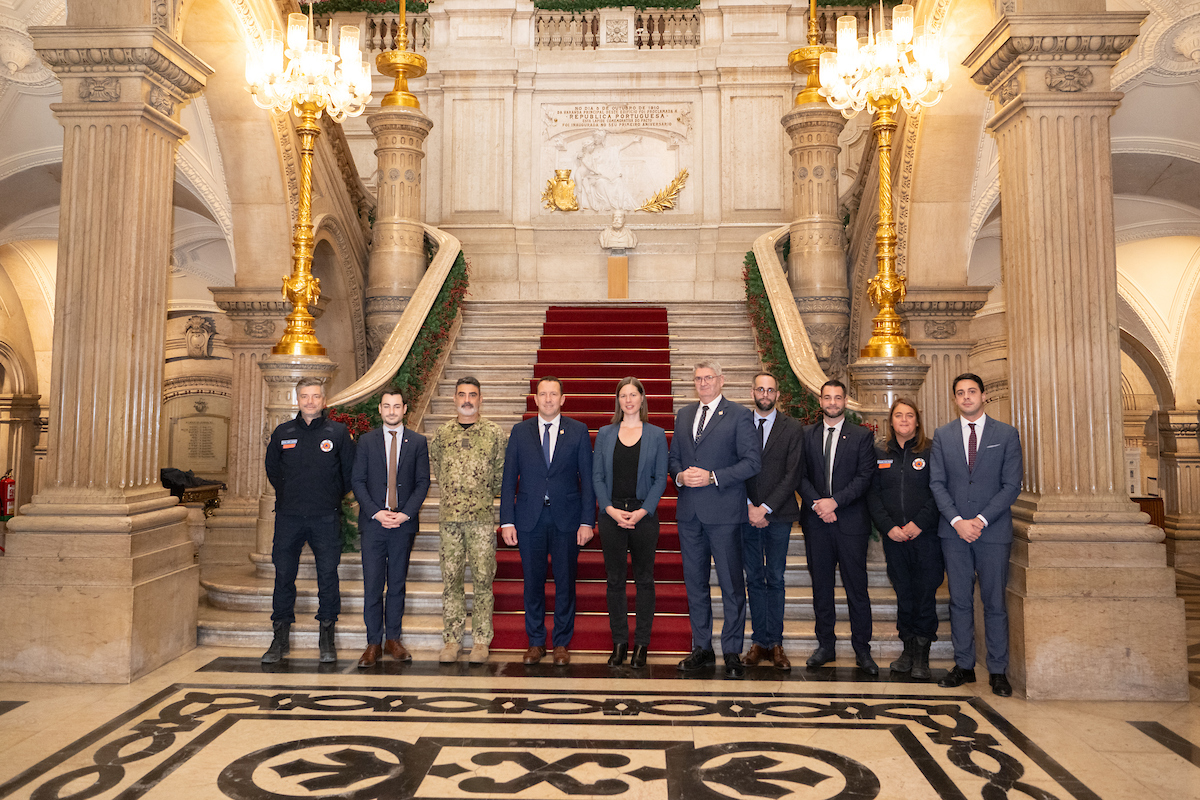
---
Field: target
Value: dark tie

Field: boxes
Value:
[695,404,709,445]
[543,422,553,467]
[823,426,835,496]
[386,430,398,511]
[758,417,767,451]
[968,422,977,472]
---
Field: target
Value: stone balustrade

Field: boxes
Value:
[315,13,433,56]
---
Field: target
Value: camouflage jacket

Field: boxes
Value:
[429,416,508,522]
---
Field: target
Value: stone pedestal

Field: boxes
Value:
[896,287,990,428]
[607,255,628,299]
[365,106,434,360]
[848,357,930,434]
[1159,412,1200,568]
[966,12,1187,700]
[0,26,210,683]
[252,355,338,564]
[783,102,850,378]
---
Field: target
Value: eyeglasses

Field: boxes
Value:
[694,375,720,384]
[753,387,778,395]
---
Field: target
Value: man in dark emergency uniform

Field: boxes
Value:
[262,376,355,664]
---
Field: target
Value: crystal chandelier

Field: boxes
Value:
[817,5,949,359]
[245,13,372,356]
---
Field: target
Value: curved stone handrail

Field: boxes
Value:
[328,224,461,408]
[751,225,863,411]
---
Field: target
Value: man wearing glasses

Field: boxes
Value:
[669,360,761,677]
[741,373,805,671]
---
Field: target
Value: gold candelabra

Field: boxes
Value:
[787,0,833,106]
[818,5,949,358]
[377,3,427,108]
[246,12,372,356]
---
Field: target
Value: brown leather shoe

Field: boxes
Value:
[743,643,770,666]
[553,646,571,665]
[771,645,792,671]
[523,645,547,664]
[384,639,411,662]
[357,644,382,668]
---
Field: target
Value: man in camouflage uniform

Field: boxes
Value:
[429,376,508,664]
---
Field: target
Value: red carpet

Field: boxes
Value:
[493,306,693,654]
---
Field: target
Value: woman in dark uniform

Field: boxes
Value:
[867,397,943,680]
[592,377,669,667]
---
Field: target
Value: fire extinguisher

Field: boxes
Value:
[1,469,15,517]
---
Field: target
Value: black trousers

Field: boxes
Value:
[881,531,944,641]
[271,513,342,624]
[803,524,871,656]
[598,505,659,647]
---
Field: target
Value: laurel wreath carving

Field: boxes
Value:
[637,168,688,213]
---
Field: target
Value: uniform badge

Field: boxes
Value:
[320,439,334,452]
[281,438,298,450]
[912,457,926,471]
[877,459,893,469]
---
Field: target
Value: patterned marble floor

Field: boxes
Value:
[1,642,1199,800]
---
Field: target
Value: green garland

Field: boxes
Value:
[535,0,699,11]
[306,0,429,15]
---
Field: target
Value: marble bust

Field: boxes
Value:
[599,210,637,251]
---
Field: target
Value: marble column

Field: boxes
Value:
[365,106,433,360]
[0,27,211,683]
[897,288,990,428]
[0,393,43,511]
[1159,413,1200,568]
[207,289,293,552]
[966,12,1188,700]
[782,102,850,378]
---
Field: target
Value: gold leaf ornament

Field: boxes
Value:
[637,168,689,213]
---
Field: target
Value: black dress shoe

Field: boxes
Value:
[724,653,744,678]
[607,644,628,666]
[855,654,879,676]
[677,647,717,672]
[630,645,648,668]
[938,665,977,688]
[990,673,1013,697]
[806,645,836,668]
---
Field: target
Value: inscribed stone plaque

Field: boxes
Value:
[169,414,229,473]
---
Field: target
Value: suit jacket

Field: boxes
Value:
[500,415,596,533]
[668,396,761,524]
[745,411,804,523]
[798,419,876,535]
[592,422,669,515]
[351,426,431,536]
[929,416,1023,544]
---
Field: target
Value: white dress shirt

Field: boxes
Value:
[821,416,845,495]
[950,413,989,527]
[538,414,562,463]
[751,408,777,513]
[692,395,723,440]
[382,424,404,467]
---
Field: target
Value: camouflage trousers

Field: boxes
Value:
[439,521,497,645]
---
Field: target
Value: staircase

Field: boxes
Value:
[199,299,950,660]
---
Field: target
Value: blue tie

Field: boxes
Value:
[543,422,552,468]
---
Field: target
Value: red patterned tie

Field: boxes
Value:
[967,423,977,472]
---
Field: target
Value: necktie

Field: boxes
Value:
[824,426,835,496]
[695,404,709,445]
[758,417,767,451]
[968,423,977,472]
[543,422,553,467]
[386,430,398,511]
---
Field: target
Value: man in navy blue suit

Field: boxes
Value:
[351,384,431,668]
[929,373,1022,697]
[500,376,596,666]
[669,360,761,677]
[798,380,879,675]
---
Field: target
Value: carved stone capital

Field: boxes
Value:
[212,287,324,345]
[794,295,851,316]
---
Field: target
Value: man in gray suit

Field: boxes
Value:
[669,360,761,677]
[929,372,1023,697]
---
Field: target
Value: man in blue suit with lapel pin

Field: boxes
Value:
[798,379,879,675]
[351,384,431,668]
[500,376,596,666]
[929,373,1022,697]
[669,359,761,677]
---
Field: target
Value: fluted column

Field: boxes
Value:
[365,106,433,360]
[1159,413,1200,567]
[966,12,1187,700]
[0,393,43,511]
[0,27,211,683]
[782,103,850,377]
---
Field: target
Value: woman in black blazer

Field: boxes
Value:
[867,398,943,680]
[592,376,669,667]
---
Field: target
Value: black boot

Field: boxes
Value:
[890,637,915,673]
[319,620,337,663]
[910,637,932,681]
[607,643,628,666]
[262,622,290,664]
